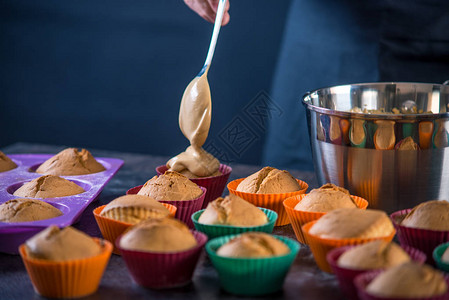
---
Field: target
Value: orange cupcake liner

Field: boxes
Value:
[227,178,308,226]
[19,238,112,299]
[283,194,369,244]
[302,221,396,273]
[93,204,176,254]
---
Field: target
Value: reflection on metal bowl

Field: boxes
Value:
[303,82,449,212]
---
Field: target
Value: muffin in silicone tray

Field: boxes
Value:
[0,153,123,254]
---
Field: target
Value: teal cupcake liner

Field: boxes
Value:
[205,234,300,296]
[433,242,449,273]
[192,207,277,239]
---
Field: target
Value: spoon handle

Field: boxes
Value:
[198,0,228,76]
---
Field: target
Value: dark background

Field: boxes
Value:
[0,0,291,165]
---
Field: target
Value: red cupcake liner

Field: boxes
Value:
[227,178,309,226]
[156,164,232,209]
[327,245,426,300]
[391,209,449,265]
[354,270,449,300]
[116,231,207,289]
[127,186,206,228]
[283,194,368,244]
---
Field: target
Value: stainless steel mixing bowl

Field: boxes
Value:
[303,82,449,212]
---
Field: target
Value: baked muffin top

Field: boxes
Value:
[236,167,300,194]
[309,208,394,239]
[366,262,447,298]
[25,226,102,261]
[216,232,290,258]
[119,217,197,252]
[0,198,62,223]
[0,151,17,173]
[401,200,449,231]
[198,194,268,226]
[337,240,410,270]
[13,175,85,199]
[100,194,170,224]
[36,148,105,176]
[294,183,356,212]
[138,171,203,201]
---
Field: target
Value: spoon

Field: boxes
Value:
[198,0,228,76]
[177,0,228,149]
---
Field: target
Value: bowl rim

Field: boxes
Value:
[302,81,449,120]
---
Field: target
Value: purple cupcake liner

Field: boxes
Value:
[116,231,207,289]
[127,186,206,228]
[354,270,449,300]
[327,245,427,300]
[391,209,449,265]
[156,164,232,209]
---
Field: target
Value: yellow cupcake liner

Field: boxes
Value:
[227,178,308,226]
[283,194,369,244]
[302,221,396,273]
[93,204,176,254]
[19,238,112,299]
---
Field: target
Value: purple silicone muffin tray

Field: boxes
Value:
[0,154,123,254]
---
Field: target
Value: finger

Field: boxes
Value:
[207,0,230,25]
[184,0,216,23]
[208,0,230,13]
[221,12,230,25]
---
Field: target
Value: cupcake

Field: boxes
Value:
[228,167,308,226]
[93,194,176,254]
[328,241,425,300]
[0,198,62,222]
[294,183,356,212]
[355,262,449,299]
[236,166,301,194]
[337,241,411,270]
[19,226,112,298]
[0,151,17,172]
[192,195,277,238]
[132,171,206,227]
[302,208,396,272]
[216,232,290,257]
[13,175,85,199]
[198,194,268,226]
[158,147,232,209]
[100,195,171,224]
[391,200,449,264]
[284,184,368,243]
[117,217,207,288]
[206,232,300,296]
[138,171,203,201]
[36,148,105,176]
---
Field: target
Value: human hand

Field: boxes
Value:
[183,0,230,25]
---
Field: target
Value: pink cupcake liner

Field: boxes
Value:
[391,209,449,265]
[327,245,427,300]
[116,231,207,289]
[156,164,232,209]
[354,270,449,300]
[127,186,206,228]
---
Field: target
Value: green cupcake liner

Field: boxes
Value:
[205,234,300,296]
[191,208,277,239]
[433,242,449,273]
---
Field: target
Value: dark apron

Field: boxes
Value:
[379,0,449,82]
[263,0,449,170]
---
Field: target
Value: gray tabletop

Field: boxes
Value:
[0,143,344,300]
